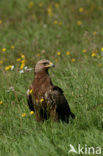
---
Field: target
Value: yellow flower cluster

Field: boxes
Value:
[21,113,26,117]
[72,58,76,62]
[40,98,44,103]
[57,51,71,56]
[101,48,103,52]
[29,89,33,94]
[16,58,21,62]
[66,51,70,55]
[18,54,26,69]
[82,49,87,53]
[57,51,61,56]
[5,65,14,71]
[30,111,34,115]
[91,52,96,57]
[2,48,6,52]
[16,54,26,69]
[21,111,34,117]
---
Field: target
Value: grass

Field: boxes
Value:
[0,0,103,155]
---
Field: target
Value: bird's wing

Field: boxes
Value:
[45,86,75,121]
[26,88,35,111]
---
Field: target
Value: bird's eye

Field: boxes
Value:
[43,62,48,65]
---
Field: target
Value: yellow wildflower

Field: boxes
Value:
[54,20,58,24]
[5,65,14,71]
[16,58,21,62]
[66,51,70,55]
[21,60,26,64]
[30,111,34,115]
[101,47,103,52]
[98,64,102,67]
[57,51,61,56]
[79,8,84,12]
[0,101,3,104]
[77,21,82,25]
[72,58,76,62]
[20,63,25,69]
[91,53,96,57]
[2,48,6,52]
[48,7,52,16]
[82,49,87,53]
[0,20,2,24]
[55,3,59,8]
[5,66,10,70]
[29,89,33,94]
[21,113,26,117]
[0,60,3,64]
[21,55,25,59]
[40,98,44,103]
[28,1,34,8]
[11,45,15,49]
[5,66,11,71]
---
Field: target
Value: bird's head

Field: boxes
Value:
[35,59,55,73]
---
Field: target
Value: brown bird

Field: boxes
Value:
[27,59,75,122]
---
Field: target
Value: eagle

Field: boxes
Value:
[27,59,75,122]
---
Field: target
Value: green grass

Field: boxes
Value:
[0,0,103,155]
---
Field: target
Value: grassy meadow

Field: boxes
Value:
[0,0,103,155]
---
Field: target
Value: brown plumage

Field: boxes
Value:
[27,59,75,122]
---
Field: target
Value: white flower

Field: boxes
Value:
[11,65,14,70]
[24,66,28,70]
[7,86,15,92]
[19,70,24,74]
[24,66,33,72]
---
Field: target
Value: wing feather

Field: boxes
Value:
[45,86,75,122]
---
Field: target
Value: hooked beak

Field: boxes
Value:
[45,62,55,68]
